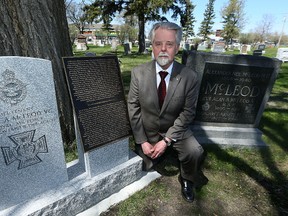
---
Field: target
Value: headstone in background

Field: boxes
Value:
[63,56,132,177]
[85,52,96,57]
[185,51,282,147]
[240,44,248,54]
[253,50,263,56]
[211,42,225,53]
[257,44,266,50]
[276,48,288,62]
[111,39,117,51]
[0,57,68,210]
[184,43,190,50]
[257,44,266,54]
[76,34,87,51]
[197,42,207,51]
[124,43,130,55]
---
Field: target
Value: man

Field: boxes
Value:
[127,22,207,203]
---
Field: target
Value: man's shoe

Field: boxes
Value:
[178,175,194,203]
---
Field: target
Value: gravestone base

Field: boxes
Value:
[191,125,267,147]
[0,151,149,216]
[84,138,129,178]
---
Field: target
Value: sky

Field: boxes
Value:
[147,0,288,36]
[77,0,288,36]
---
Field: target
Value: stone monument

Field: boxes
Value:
[211,42,225,53]
[240,44,248,54]
[276,48,288,62]
[185,51,282,147]
[0,56,68,211]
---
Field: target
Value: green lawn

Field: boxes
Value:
[71,45,288,215]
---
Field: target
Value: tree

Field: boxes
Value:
[181,0,196,42]
[0,0,75,144]
[84,0,192,53]
[198,0,216,41]
[66,0,92,34]
[254,14,274,43]
[221,0,245,44]
[114,15,138,44]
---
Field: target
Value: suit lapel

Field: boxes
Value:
[147,61,160,110]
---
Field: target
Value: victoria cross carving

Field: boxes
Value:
[1,130,48,169]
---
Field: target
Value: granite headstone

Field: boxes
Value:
[185,51,282,146]
[240,44,248,54]
[0,56,68,210]
[212,42,225,53]
[276,48,288,62]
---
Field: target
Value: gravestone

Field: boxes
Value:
[124,43,130,55]
[257,44,266,54]
[257,44,266,51]
[85,52,96,57]
[184,43,190,50]
[240,44,248,54]
[276,48,288,62]
[253,50,263,56]
[197,42,207,51]
[76,34,87,51]
[212,42,225,53]
[185,51,281,147]
[0,57,68,210]
[111,39,117,51]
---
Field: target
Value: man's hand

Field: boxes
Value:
[141,142,155,158]
[151,140,167,159]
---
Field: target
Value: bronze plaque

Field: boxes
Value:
[63,56,131,152]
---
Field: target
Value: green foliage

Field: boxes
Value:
[221,0,245,44]
[182,0,196,41]
[198,0,216,40]
[83,0,195,53]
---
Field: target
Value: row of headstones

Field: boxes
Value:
[190,41,288,62]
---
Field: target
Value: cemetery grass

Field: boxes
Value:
[71,46,288,215]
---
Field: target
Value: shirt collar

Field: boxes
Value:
[155,62,173,75]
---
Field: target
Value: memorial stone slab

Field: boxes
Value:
[0,56,68,210]
[253,50,262,56]
[197,43,207,51]
[212,42,225,53]
[240,44,248,54]
[185,51,281,147]
[276,48,288,62]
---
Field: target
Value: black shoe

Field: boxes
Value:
[178,175,194,203]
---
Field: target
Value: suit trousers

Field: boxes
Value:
[135,135,205,185]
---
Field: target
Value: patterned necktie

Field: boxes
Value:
[158,71,168,109]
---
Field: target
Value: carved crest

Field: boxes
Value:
[0,69,27,105]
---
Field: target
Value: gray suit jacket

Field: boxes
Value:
[127,60,199,144]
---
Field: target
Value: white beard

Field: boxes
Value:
[156,52,170,66]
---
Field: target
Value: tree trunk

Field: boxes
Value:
[138,15,146,54]
[0,0,75,144]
